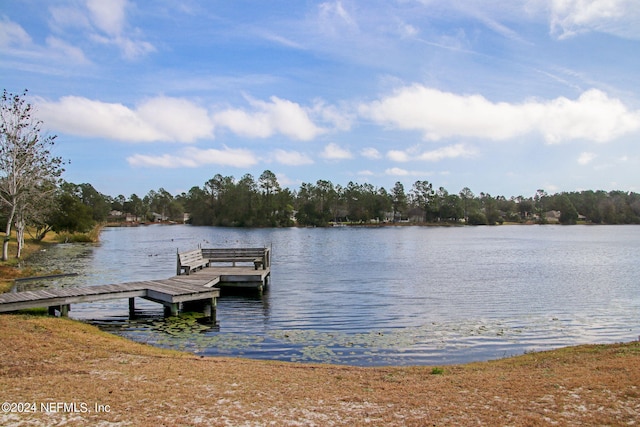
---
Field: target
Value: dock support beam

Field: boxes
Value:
[163,303,179,317]
[203,298,217,324]
[48,305,70,317]
[128,298,136,318]
[181,298,218,324]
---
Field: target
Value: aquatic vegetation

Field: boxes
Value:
[101,317,568,365]
[295,345,338,363]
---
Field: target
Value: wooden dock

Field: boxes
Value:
[0,275,220,321]
[0,247,271,320]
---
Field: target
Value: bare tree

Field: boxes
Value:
[0,90,64,260]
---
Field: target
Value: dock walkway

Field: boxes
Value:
[0,274,220,320]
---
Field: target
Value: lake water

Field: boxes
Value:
[23,224,640,366]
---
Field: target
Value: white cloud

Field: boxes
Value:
[49,6,91,32]
[109,35,155,59]
[213,96,324,141]
[275,173,297,187]
[387,150,410,162]
[385,167,410,176]
[577,151,596,165]
[418,144,477,161]
[361,147,382,159]
[136,97,214,143]
[0,16,91,65]
[272,149,314,166]
[549,0,640,39]
[36,95,214,143]
[311,100,353,131]
[86,0,126,36]
[0,16,31,47]
[360,84,534,141]
[384,167,431,177]
[45,36,89,63]
[49,0,155,59]
[387,144,476,162]
[257,30,305,49]
[321,142,352,160]
[318,1,358,34]
[539,89,640,143]
[37,94,337,144]
[397,21,419,38]
[127,147,257,168]
[360,85,640,144]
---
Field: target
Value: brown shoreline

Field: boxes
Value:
[1,315,638,426]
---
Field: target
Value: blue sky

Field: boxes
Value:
[2,0,640,198]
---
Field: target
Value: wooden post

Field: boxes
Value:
[163,304,180,317]
[203,297,217,323]
[60,305,70,317]
[170,303,179,317]
[128,298,135,318]
[211,298,217,324]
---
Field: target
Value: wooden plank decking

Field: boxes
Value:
[0,276,220,320]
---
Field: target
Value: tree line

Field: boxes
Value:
[13,174,638,232]
[111,178,640,227]
[3,89,640,260]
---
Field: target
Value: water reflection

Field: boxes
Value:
[18,224,640,366]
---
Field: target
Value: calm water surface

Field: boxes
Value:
[23,225,640,366]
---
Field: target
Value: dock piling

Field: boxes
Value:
[128,298,136,318]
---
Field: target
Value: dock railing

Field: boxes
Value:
[201,247,270,270]
[177,247,270,275]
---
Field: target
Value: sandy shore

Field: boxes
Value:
[0,314,638,426]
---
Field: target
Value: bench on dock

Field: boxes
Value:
[201,247,270,270]
[177,249,210,275]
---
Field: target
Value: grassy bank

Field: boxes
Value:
[0,314,638,426]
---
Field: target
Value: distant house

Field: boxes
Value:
[108,210,142,223]
[545,210,561,223]
[125,213,141,223]
[152,212,168,222]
